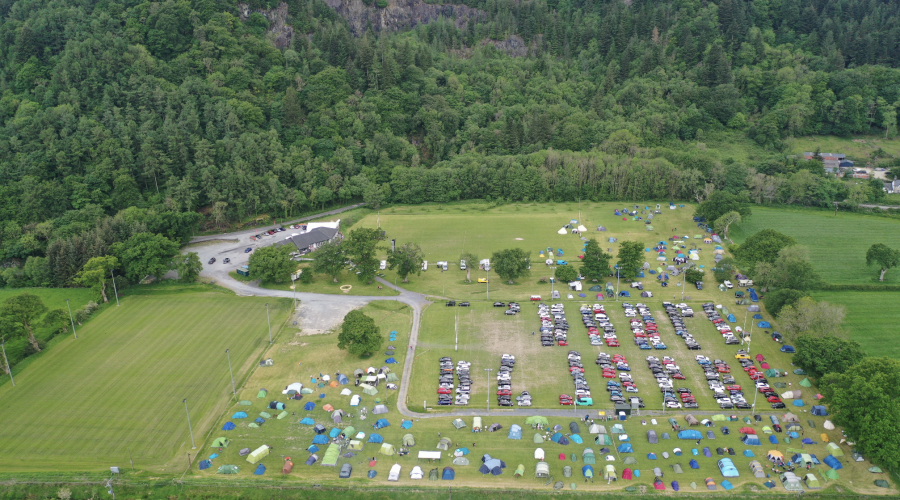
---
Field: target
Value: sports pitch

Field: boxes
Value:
[0,285,291,471]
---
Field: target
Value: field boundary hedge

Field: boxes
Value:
[816,283,900,291]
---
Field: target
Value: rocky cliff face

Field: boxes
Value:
[323,0,485,36]
[238,2,294,49]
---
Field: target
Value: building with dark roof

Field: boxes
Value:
[277,227,340,253]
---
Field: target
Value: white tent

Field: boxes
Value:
[340,388,352,396]
[577,225,587,232]
[569,281,582,291]
[823,420,835,430]
[388,464,401,481]
[282,382,303,394]
[410,466,424,479]
[534,448,545,460]
[350,395,361,406]
[558,228,567,235]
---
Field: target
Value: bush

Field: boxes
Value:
[685,268,704,283]
[298,267,314,284]
[764,289,805,317]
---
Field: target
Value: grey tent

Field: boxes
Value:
[623,456,638,465]
[453,457,469,465]
[685,415,700,426]
[747,305,760,312]
[373,404,389,415]
[672,463,684,474]
[647,430,658,444]
[332,409,344,423]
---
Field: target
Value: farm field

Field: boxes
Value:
[0,287,98,310]
[730,207,900,285]
[787,134,900,162]
[353,201,727,302]
[193,298,893,495]
[0,286,292,472]
[810,291,900,359]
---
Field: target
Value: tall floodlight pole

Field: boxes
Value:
[1,339,13,386]
[183,399,196,449]
[226,349,236,395]
[485,368,492,412]
[550,267,556,298]
[66,299,77,339]
[110,269,119,306]
[615,266,620,302]
[486,268,489,301]
[265,303,272,344]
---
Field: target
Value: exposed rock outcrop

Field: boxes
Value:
[238,2,294,49]
[323,0,485,36]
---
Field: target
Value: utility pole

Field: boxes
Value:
[681,266,687,301]
[486,268,489,301]
[265,303,272,344]
[66,299,77,339]
[226,349,236,395]
[183,399,196,449]
[1,338,13,386]
[110,269,119,306]
[550,266,556,299]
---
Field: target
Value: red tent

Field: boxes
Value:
[559,453,566,461]
[756,354,764,362]
[622,468,633,480]
[760,362,770,369]
[654,480,666,490]
[739,427,756,434]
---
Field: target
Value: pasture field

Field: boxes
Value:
[810,291,900,359]
[353,201,729,302]
[786,134,900,162]
[0,287,98,311]
[0,285,292,472]
[730,207,900,285]
[192,299,892,495]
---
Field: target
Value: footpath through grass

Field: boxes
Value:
[0,285,292,472]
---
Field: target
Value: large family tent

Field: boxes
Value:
[647,430,658,444]
[678,430,702,440]
[583,448,596,464]
[217,465,238,474]
[321,444,341,466]
[452,419,467,430]
[380,443,397,456]
[741,435,761,446]
[508,425,522,440]
[812,405,828,416]
[402,434,416,447]
[535,462,551,478]
[247,445,270,464]
[826,443,844,457]
[824,455,844,470]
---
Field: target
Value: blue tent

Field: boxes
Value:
[647,452,657,460]
[442,467,455,480]
[209,453,218,460]
[823,455,842,469]
[753,314,763,319]
[743,450,755,457]
[689,459,700,469]
[802,438,814,444]
[456,447,470,455]
[617,443,633,453]
[223,422,236,431]
[312,435,329,444]
[619,291,631,297]
[750,289,759,302]
[582,465,593,478]
[741,435,761,446]
[721,480,734,490]
[678,430,703,440]
[551,432,564,443]
[299,417,315,425]
[727,314,736,322]
[571,434,583,444]
[329,427,341,438]
[788,432,800,439]
[812,405,828,416]
[308,445,319,453]
[367,470,377,479]
[508,425,522,440]
[692,449,699,456]
[304,402,316,411]
[793,400,805,407]
[386,357,398,364]
[401,420,413,429]
[703,447,712,457]
[374,418,390,429]
[232,412,248,419]
[254,417,265,425]
[337,374,349,385]
[254,464,265,475]
[758,321,771,328]
[367,434,384,443]
[199,460,212,470]
[769,436,779,444]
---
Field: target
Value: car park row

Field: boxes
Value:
[560,351,592,406]
[648,354,697,409]
[538,303,568,347]
[579,303,618,348]
[627,302,666,350]
[598,352,636,406]
[438,357,472,406]
[662,302,702,350]
[496,354,519,407]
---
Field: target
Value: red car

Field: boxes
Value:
[569,366,584,373]
[602,371,616,378]
[672,373,686,380]
[606,340,620,347]
[497,389,512,396]
[613,355,627,362]
[750,372,766,380]
[559,395,574,405]
[756,386,771,393]
[717,366,731,373]
[438,387,452,394]
[766,395,782,403]
[558,340,568,346]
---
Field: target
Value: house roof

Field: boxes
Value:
[278,227,339,250]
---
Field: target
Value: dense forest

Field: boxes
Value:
[2,0,900,287]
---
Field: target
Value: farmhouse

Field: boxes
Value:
[884,179,900,194]
[277,221,342,254]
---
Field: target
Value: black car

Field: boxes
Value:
[695,281,703,290]
[771,402,786,409]
[446,301,456,307]
[493,302,506,307]
[208,257,216,264]
[223,258,230,264]
[735,402,752,410]
[437,399,452,405]
[459,302,470,307]
[497,399,513,407]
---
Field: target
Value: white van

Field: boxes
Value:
[422,261,428,271]
[460,260,467,270]
[380,260,387,270]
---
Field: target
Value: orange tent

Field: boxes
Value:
[323,404,334,412]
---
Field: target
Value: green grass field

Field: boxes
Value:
[0,285,292,472]
[0,287,98,311]
[350,201,728,302]
[731,206,900,285]
[787,134,900,162]
[810,291,900,359]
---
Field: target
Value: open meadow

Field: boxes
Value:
[730,207,900,285]
[810,291,900,359]
[0,284,292,472]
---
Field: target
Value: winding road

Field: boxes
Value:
[194,206,757,421]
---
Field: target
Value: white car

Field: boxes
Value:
[723,280,733,289]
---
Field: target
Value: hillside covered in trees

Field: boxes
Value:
[2,0,900,286]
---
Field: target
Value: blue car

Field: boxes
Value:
[639,344,651,350]
[245,247,253,253]
[780,345,796,353]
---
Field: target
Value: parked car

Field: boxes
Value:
[223,258,230,264]
[723,280,733,289]
[493,302,506,307]
[780,345,795,353]
[208,257,216,264]
[244,247,253,253]
[459,302,470,307]
[695,281,703,290]
[478,278,488,283]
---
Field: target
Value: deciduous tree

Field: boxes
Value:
[554,264,579,283]
[763,288,805,317]
[113,233,179,282]
[1,293,47,353]
[713,211,742,242]
[491,248,531,284]
[173,252,203,283]
[866,243,900,282]
[249,245,295,283]
[346,228,381,284]
[460,251,479,282]
[311,241,347,282]
[694,191,751,224]
[733,229,797,273]
[580,238,612,282]
[73,255,118,303]
[778,297,845,341]
[794,336,866,379]
[387,242,423,283]
[616,241,644,281]
[337,309,382,357]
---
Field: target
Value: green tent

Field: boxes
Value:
[869,466,883,473]
[247,445,270,464]
[623,456,638,465]
[429,468,439,480]
[672,463,684,474]
[348,440,365,451]
[826,443,844,457]
[804,473,821,489]
[211,437,231,448]
[793,368,807,375]
[248,423,260,428]
[533,433,544,444]
[774,382,787,389]
[712,414,727,421]
[257,389,267,398]
[277,411,289,420]
[361,384,378,396]
[764,368,781,377]
[217,465,238,474]
[402,434,416,446]
[321,444,341,466]
[386,372,399,382]
[259,411,272,418]
[452,418,466,430]
[875,479,890,488]
[301,388,314,394]
[823,469,839,480]
[239,400,252,406]
[595,434,612,445]
[588,285,602,292]
[799,378,812,387]
[379,443,397,456]
[525,416,549,426]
